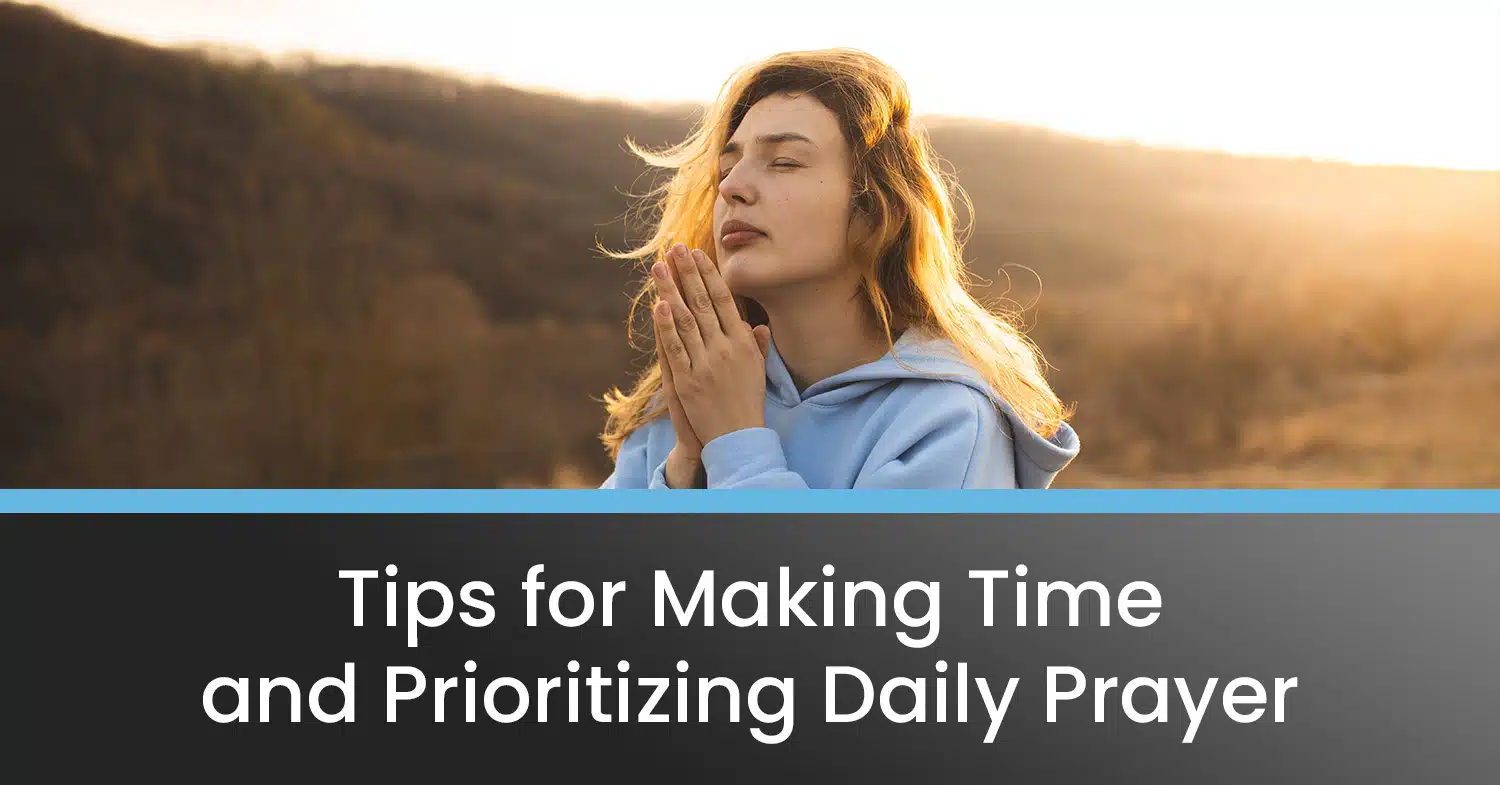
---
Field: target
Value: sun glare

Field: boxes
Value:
[40,0,1500,171]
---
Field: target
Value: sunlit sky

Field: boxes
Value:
[40,0,1500,171]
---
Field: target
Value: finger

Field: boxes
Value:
[694,248,744,335]
[656,325,681,391]
[660,358,699,453]
[655,252,705,362]
[658,342,689,422]
[653,298,692,376]
[675,246,724,338]
[657,321,675,384]
[667,246,690,302]
[753,324,772,358]
[699,250,752,324]
[657,331,684,416]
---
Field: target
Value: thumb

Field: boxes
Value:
[752,325,772,358]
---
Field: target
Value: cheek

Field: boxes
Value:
[776,179,835,229]
[712,201,729,257]
[795,181,852,256]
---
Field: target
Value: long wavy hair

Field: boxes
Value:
[598,48,1072,460]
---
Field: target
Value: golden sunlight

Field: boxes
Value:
[41,0,1500,170]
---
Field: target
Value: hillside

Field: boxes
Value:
[3,2,1497,487]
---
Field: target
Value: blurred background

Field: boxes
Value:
[2,1,1497,487]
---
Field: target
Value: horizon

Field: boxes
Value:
[30,0,1500,173]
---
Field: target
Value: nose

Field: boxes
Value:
[717,162,756,205]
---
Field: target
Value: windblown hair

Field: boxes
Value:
[598,48,1071,460]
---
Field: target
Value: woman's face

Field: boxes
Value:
[713,92,857,297]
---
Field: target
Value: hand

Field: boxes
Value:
[655,304,704,488]
[653,243,773,448]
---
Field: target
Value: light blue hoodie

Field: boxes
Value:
[600,327,1080,489]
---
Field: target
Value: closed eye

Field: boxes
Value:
[718,161,803,182]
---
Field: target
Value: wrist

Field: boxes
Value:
[702,417,766,447]
[664,447,705,489]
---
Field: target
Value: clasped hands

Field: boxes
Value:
[652,243,772,487]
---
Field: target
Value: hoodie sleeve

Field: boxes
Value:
[598,421,676,489]
[698,386,1018,489]
[698,428,808,488]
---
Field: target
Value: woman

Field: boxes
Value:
[598,48,1079,489]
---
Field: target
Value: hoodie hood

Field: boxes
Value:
[763,327,1080,487]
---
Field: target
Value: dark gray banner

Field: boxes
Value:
[10,514,1498,783]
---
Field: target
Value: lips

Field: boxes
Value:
[721,219,765,248]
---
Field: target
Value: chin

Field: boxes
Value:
[718,247,780,295]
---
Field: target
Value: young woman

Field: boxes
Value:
[598,48,1079,489]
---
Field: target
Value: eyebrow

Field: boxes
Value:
[721,132,818,155]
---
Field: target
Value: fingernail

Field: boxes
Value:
[652,262,666,279]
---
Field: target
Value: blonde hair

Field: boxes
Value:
[598,48,1072,460]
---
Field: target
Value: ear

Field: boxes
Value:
[752,324,772,358]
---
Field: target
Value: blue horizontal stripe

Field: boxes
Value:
[1,489,1498,514]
